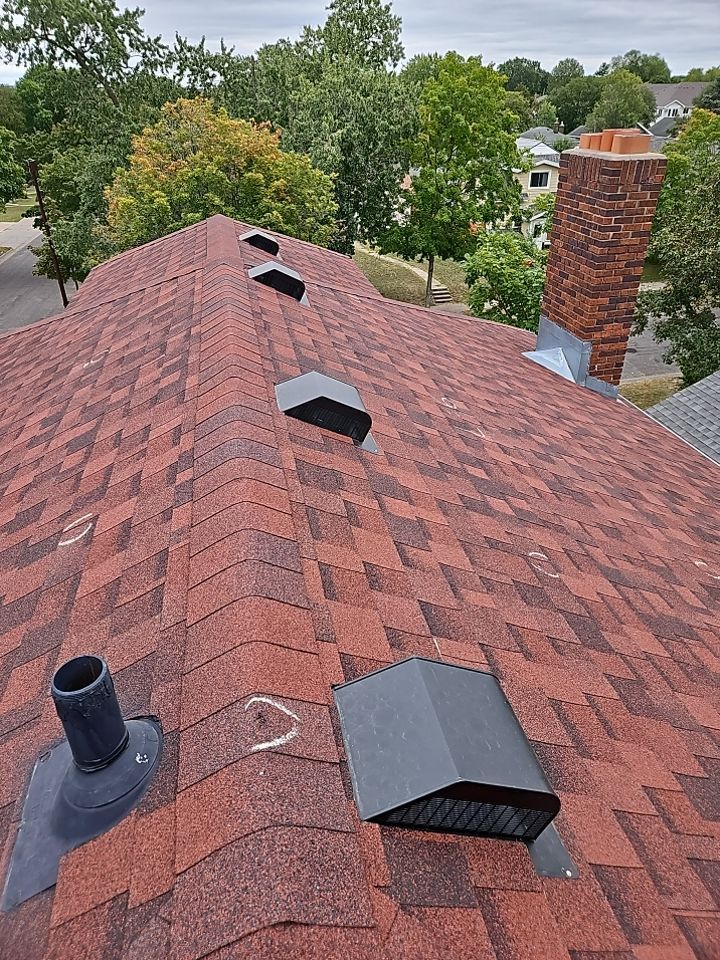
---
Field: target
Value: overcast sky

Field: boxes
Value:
[2,0,719,84]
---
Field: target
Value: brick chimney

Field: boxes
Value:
[525,129,667,396]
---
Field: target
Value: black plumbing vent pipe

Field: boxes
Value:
[238,229,280,257]
[52,655,129,771]
[1,655,163,911]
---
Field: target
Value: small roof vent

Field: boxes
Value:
[1,656,162,910]
[275,370,377,451]
[239,229,280,257]
[334,657,561,842]
[248,261,308,304]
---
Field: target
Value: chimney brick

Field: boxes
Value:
[542,140,666,387]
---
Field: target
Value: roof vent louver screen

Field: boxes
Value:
[333,657,560,842]
[275,370,376,449]
[239,229,280,256]
[248,261,308,304]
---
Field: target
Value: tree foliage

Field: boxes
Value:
[0,123,24,206]
[314,0,403,70]
[533,99,557,128]
[601,50,671,83]
[551,75,604,131]
[685,65,720,81]
[97,98,337,260]
[548,57,584,91]
[465,231,546,331]
[504,88,533,132]
[286,58,413,253]
[0,0,167,106]
[497,57,549,96]
[380,53,522,304]
[400,52,442,95]
[634,109,720,385]
[587,69,655,130]
[695,79,720,115]
[526,192,555,236]
[0,83,23,132]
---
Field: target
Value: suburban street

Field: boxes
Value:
[0,218,67,333]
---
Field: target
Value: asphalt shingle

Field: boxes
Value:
[0,215,718,959]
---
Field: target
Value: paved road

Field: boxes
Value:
[0,219,67,333]
[622,322,680,381]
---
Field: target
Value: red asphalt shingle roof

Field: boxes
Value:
[0,214,719,960]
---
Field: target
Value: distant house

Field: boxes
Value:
[646,82,709,121]
[515,137,562,249]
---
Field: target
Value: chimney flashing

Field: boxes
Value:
[523,315,619,398]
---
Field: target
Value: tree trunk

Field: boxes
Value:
[424,254,435,307]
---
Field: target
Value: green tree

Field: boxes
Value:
[465,231,546,330]
[317,0,403,69]
[0,124,24,206]
[548,57,584,91]
[635,109,720,385]
[380,53,522,305]
[287,58,413,253]
[0,0,167,107]
[685,66,720,81]
[533,99,557,128]
[504,88,533,131]
[400,52,442,95]
[96,98,337,261]
[497,57,549,96]
[526,191,555,236]
[587,69,655,130]
[551,75,604,130]
[0,83,23,132]
[606,50,671,83]
[695,79,720,115]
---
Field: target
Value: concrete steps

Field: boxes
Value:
[431,285,453,304]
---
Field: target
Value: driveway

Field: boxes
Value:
[0,218,67,333]
[622,320,680,380]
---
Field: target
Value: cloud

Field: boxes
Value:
[1,0,718,84]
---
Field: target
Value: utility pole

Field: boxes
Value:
[26,160,68,309]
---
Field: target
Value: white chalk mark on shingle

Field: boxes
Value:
[528,551,560,579]
[440,397,457,410]
[58,514,95,547]
[83,352,107,369]
[244,696,300,753]
[693,559,720,580]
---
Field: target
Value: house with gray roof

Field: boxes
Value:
[647,370,720,465]
[646,82,709,121]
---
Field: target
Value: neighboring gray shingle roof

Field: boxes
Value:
[518,125,557,141]
[647,370,720,465]
[568,125,588,137]
[649,116,680,137]
[646,82,709,108]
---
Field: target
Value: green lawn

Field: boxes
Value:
[620,374,681,409]
[0,246,10,258]
[434,257,470,303]
[0,190,35,223]
[641,260,665,283]
[353,249,426,305]
[354,248,471,306]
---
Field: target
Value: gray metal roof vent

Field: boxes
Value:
[248,261,308,304]
[1,656,162,910]
[334,657,577,877]
[275,370,378,452]
[239,229,280,257]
